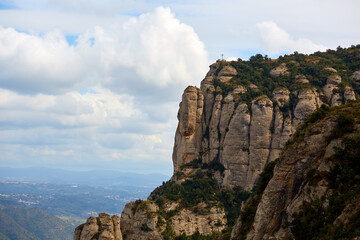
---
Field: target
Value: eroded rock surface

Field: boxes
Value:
[233,103,360,240]
[173,86,204,173]
[269,63,289,78]
[173,62,356,191]
[75,214,122,240]
[120,200,226,239]
[75,57,359,240]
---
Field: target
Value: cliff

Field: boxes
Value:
[231,101,360,240]
[75,45,360,240]
[74,213,122,240]
[173,50,358,191]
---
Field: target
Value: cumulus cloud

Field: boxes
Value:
[0,27,88,93]
[256,21,327,55]
[0,7,209,174]
[0,7,208,95]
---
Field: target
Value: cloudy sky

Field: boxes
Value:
[0,0,359,176]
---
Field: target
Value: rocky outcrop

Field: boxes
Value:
[344,86,356,101]
[294,74,309,84]
[269,63,289,78]
[246,96,274,188]
[231,102,360,240]
[120,201,163,240]
[323,74,343,106]
[172,86,204,173]
[218,65,237,82]
[170,203,226,236]
[75,48,360,240]
[350,70,360,82]
[247,119,338,240]
[172,62,357,191]
[74,213,122,240]
[120,200,226,239]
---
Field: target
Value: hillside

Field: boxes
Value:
[74,45,360,240]
[231,100,360,240]
[0,206,73,240]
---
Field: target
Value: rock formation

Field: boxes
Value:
[231,101,360,240]
[75,46,360,240]
[119,198,226,239]
[173,62,357,191]
[269,63,290,78]
[172,86,204,173]
[74,213,122,240]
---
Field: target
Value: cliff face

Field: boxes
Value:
[74,213,122,240]
[231,101,360,240]
[120,199,226,239]
[75,46,360,240]
[173,61,356,191]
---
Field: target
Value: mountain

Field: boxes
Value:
[74,45,360,240]
[0,167,169,189]
[0,206,73,240]
[231,101,360,240]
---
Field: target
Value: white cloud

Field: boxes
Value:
[0,26,88,93]
[0,87,175,174]
[0,7,208,95]
[256,21,327,55]
[118,7,208,87]
[0,87,143,128]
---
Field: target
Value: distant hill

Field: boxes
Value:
[0,167,169,189]
[0,206,73,240]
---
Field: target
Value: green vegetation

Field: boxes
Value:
[303,104,330,127]
[175,231,220,240]
[140,223,152,232]
[150,157,278,240]
[0,207,73,240]
[180,158,225,174]
[162,224,176,240]
[152,47,360,239]
[285,100,360,147]
[213,45,360,108]
[280,101,360,239]
[150,158,251,229]
[290,133,360,240]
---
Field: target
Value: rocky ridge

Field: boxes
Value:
[74,213,122,240]
[173,59,358,191]
[75,46,360,240]
[231,101,360,240]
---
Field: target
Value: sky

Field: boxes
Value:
[0,0,359,176]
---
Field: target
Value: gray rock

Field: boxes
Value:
[172,86,204,173]
[74,214,122,240]
[350,70,360,81]
[270,63,289,78]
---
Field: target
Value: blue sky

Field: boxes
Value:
[0,0,359,175]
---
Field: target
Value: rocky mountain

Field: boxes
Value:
[231,101,360,240]
[75,45,360,240]
[74,213,122,240]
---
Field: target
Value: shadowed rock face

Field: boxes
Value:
[74,213,122,240]
[172,63,357,191]
[172,86,204,173]
[119,200,226,239]
[231,102,360,240]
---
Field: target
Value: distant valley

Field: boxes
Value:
[0,167,169,239]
